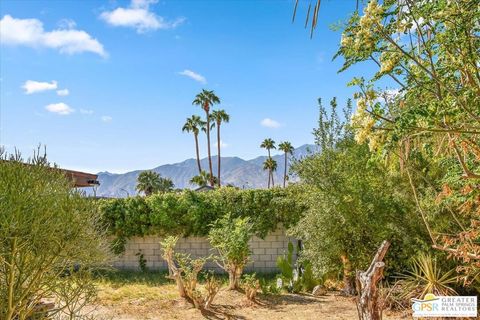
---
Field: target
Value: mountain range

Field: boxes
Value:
[92,144,318,197]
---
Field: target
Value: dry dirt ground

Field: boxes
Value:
[89,282,409,320]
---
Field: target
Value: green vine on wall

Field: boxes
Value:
[97,187,306,254]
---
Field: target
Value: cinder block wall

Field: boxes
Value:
[112,228,296,273]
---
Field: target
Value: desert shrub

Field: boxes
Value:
[136,250,148,272]
[0,151,109,320]
[203,273,221,309]
[277,242,319,293]
[259,278,281,295]
[160,236,219,310]
[299,263,319,292]
[98,187,305,253]
[242,274,260,301]
[277,242,295,283]
[397,253,458,300]
[208,214,253,290]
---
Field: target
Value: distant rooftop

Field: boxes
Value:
[2,160,99,188]
[63,168,99,188]
[194,185,215,192]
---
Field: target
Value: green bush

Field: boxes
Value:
[0,152,109,320]
[277,241,319,293]
[209,214,253,290]
[98,187,305,253]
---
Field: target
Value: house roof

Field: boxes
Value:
[63,168,99,187]
[194,185,215,192]
[2,160,99,188]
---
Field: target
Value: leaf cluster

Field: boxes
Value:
[97,187,306,254]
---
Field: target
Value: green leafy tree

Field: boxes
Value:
[290,99,427,294]
[190,170,218,188]
[0,150,108,320]
[211,109,230,187]
[336,0,480,279]
[208,214,253,290]
[182,115,206,174]
[136,170,162,196]
[278,141,294,187]
[193,89,221,187]
[312,97,350,150]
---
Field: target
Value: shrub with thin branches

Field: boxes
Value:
[0,149,109,320]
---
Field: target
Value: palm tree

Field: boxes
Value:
[136,170,162,196]
[190,170,218,188]
[158,176,175,193]
[260,138,276,158]
[278,141,294,187]
[260,138,276,187]
[211,109,230,187]
[263,158,278,188]
[193,89,220,187]
[182,115,206,174]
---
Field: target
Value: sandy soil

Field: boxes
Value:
[89,286,409,320]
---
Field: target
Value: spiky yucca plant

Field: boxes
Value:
[398,254,457,299]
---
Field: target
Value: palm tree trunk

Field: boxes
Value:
[217,122,221,187]
[283,152,287,188]
[206,110,214,186]
[271,172,275,187]
[194,133,202,174]
[267,149,272,188]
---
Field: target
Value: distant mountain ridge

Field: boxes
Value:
[93,144,318,197]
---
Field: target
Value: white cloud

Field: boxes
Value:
[45,102,74,115]
[100,0,185,33]
[56,88,69,96]
[0,15,107,57]
[80,108,94,115]
[260,118,281,128]
[22,80,57,94]
[178,69,206,84]
[101,115,112,122]
[57,18,76,29]
[214,140,229,149]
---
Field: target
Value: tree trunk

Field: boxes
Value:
[175,274,186,298]
[267,170,271,188]
[271,172,275,187]
[283,152,287,188]
[356,240,390,320]
[194,133,202,174]
[164,249,187,298]
[205,110,214,187]
[217,122,221,187]
[228,266,242,290]
[266,149,272,188]
[341,254,356,296]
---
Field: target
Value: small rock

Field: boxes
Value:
[312,285,327,296]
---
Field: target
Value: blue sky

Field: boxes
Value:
[0,0,371,173]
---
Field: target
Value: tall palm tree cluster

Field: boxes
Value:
[260,139,294,188]
[183,89,230,188]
